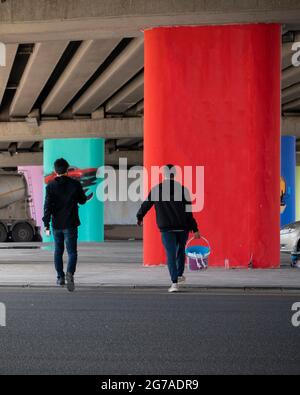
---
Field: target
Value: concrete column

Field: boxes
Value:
[144,24,281,268]
[281,136,296,227]
[43,138,104,242]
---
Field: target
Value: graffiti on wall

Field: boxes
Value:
[280,176,287,215]
[44,167,98,201]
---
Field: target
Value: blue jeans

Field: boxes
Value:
[161,231,189,284]
[53,228,78,279]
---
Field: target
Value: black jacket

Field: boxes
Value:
[43,176,87,230]
[137,180,199,233]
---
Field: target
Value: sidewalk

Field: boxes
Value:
[0,241,299,290]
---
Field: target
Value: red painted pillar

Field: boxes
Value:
[144,24,281,269]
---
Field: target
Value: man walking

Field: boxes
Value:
[43,158,87,292]
[137,165,200,293]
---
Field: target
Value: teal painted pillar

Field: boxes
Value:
[43,138,104,242]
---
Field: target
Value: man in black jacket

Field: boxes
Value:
[137,165,200,293]
[43,158,87,291]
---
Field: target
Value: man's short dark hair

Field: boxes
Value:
[164,164,176,179]
[54,158,69,175]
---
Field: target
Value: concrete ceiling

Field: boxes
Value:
[0,0,298,163]
[0,0,299,42]
[0,37,144,121]
[0,31,298,160]
[0,36,145,163]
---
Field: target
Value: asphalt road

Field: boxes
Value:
[0,288,299,375]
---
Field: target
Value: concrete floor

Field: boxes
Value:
[0,288,299,375]
[0,241,299,289]
[0,241,143,264]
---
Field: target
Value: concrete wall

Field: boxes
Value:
[104,169,142,225]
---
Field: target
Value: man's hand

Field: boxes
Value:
[193,231,201,239]
[45,228,51,237]
[137,219,143,227]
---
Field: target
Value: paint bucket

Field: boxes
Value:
[185,236,211,271]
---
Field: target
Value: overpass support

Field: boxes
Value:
[43,138,104,242]
[143,24,281,268]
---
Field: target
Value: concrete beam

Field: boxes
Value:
[10,41,68,117]
[0,44,17,106]
[282,65,300,90]
[0,117,143,142]
[282,82,300,104]
[135,101,144,113]
[42,39,120,115]
[0,1,299,42]
[0,152,43,167]
[91,107,105,120]
[282,116,300,137]
[17,141,35,150]
[106,72,144,114]
[105,150,143,166]
[283,98,300,112]
[72,37,144,114]
[0,142,10,150]
[116,138,142,147]
[126,100,144,116]
[282,42,293,70]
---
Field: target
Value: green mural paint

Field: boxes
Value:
[43,138,104,242]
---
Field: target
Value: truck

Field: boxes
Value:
[0,169,40,242]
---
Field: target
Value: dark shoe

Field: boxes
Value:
[56,277,65,286]
[66,272,75,292]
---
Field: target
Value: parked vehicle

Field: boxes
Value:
[0,169,40,242]
[280,221,300,253]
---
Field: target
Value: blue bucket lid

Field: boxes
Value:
[186,245,210,258]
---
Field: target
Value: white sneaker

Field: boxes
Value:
[168,283,179,293]
[178,275,186,284]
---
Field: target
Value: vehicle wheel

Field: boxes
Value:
[12,222,34,242]
[0,223,7,242]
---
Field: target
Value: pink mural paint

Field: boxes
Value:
[18,166,44,229]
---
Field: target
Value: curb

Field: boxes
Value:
[0,284,299,293]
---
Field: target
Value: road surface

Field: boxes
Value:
[0,288,299,375]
